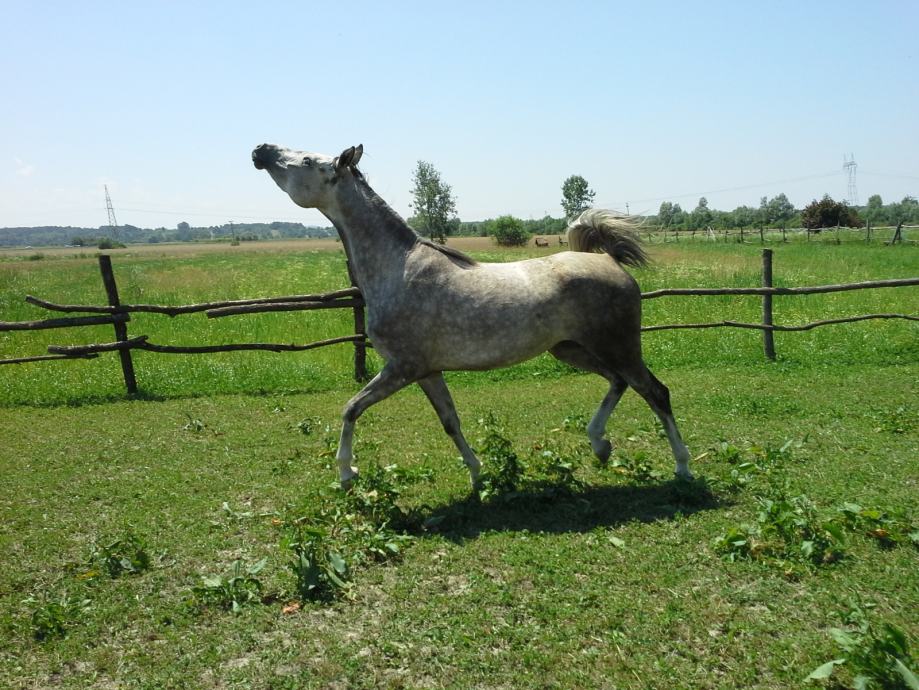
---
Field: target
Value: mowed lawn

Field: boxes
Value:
[0,239,917,689]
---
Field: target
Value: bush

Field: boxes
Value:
[491,215,529,246]
[97,238,126,250]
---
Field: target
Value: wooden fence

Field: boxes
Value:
[644,222,915,245]
[1,252,917,394]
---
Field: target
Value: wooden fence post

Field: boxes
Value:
[762,249,776,361]
[98,255,138,394]
[346,260,368,381]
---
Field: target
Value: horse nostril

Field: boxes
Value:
[252,144,271,169]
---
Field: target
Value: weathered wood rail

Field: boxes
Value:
[0,255,369,392]
[1,252,917,393]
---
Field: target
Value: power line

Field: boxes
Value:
[859,170,919,182]
[598,169,841,209]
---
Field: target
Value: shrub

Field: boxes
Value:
[490,215,529,246]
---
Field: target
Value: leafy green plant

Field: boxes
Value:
[835,503,919,549]
[282,525,349,601]
[714,488,846,568]
[808,606,918,689]
[89,530,151,578]
[342,462,411,529]
[192,559,266,613]
[532,443,584,492]
[26,593,91,641]
[609,451,666,483]
[294,416,323,436]
[475,414,526,500]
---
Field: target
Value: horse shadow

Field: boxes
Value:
[414,477,726,542]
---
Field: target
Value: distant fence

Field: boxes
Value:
[1,252,917,394]
[644,222,915,245]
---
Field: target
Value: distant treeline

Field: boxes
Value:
[3,194,916,248]
[645,193,919,231]
[0,221,337,248]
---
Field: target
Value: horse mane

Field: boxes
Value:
[352,175,478,266]
[566,209,648,268]
[416,237,479,267]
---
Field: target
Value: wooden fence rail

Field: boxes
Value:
[1,252,917,392]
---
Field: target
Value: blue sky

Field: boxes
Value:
[2,1,917,229]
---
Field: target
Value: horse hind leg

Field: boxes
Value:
[619,362,693,479]
[550,341,628,463]
[586,375,629,462]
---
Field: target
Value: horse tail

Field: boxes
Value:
[565,209,648,268]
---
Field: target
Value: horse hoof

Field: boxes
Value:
[592,439,613,463]
[340,467,359,491]
[674,468,694,481]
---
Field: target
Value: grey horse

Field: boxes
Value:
[252,143,692,489]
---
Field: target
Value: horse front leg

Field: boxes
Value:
[417,373,481,490]
[336,364,415,489]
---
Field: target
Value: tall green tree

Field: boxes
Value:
[757,193,795,226]
[689,197,713,230]
[658,201,676,227]
[767,193,795,226]
[561,175,596,220]
[409,161,458,243]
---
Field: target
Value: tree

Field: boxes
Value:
[864,194,885,225]
[757,193,795,227]
[893,195,919,224]
[490,215,529,246]
[409,161,458,243]
[561,175,596,220]
[801,195,864,230]
[658,201,676,227]
[689,197,713,230]
[731,205,757,228]
[767,193,795,226]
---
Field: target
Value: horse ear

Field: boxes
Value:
[351,144,363,167]
[336,146,356,169]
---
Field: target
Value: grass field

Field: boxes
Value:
[1,239,917,688]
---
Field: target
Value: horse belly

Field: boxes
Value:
[422,303,566,371]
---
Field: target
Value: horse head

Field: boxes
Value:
[252,143,363,209]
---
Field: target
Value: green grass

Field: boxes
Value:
[0,241,917,688]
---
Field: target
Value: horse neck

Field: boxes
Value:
[322,178,417,299]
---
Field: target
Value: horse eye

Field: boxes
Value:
[302,157,312,167]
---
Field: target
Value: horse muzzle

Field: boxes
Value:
[252,143,279,170]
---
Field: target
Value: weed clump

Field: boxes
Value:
[191,559,266,613]
[807,603,918,689]
[25,593,91,642]
[712,441,917,573]
[88,530,152,578]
